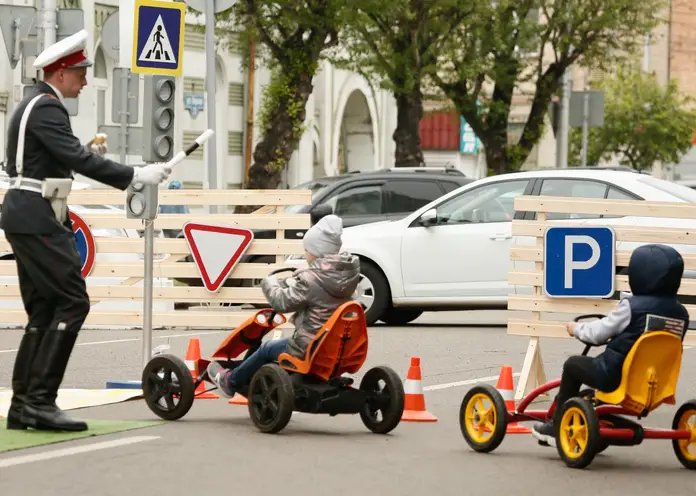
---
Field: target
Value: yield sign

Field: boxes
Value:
[182,222,254,292]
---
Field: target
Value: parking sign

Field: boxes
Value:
[543,226,616,298]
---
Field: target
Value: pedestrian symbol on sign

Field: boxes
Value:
[138,15,175,64]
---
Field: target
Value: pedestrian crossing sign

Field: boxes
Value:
[132,0,185,76]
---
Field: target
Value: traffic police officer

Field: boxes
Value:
[3,30,172,432]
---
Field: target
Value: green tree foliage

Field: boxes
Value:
[432,0,666,175]
[569,66,696,170]
[329,0,474,167]
[214,1,350,197]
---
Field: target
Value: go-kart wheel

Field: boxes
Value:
[247,364,295,434]
[556,397,600,469]
[460,384,508,453]
[359,366,405,434]
[141,354,195,421]
[671,399,696,469]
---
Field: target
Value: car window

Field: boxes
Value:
[439,180,461,194]
[324,184,384,216]
[432,180,530,225]
[539,179,608,220]
[385,180,443,214]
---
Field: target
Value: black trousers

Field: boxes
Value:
[553,355,603,423]
[6,231,90,333]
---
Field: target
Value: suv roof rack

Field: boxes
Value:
[528,166,649,174]
[383,166,465,176]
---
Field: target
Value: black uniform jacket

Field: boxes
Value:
[1,82,135,235]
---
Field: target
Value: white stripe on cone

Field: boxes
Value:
[497,388,514,401]
[404,379,423,395]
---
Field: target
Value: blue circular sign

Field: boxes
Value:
[70,211,96,278]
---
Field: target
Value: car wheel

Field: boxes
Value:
[357,261,390,326]
[380,308,423,326]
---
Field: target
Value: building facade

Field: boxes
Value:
[0,0,398,189]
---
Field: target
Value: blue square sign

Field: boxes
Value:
[132,0,185,76]
[543,226,616,298]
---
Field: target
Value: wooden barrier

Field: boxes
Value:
[0,189,312,330]
[508,195,696,401]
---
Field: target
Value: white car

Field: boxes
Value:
[0,177,173,328]
[329,167,696,325]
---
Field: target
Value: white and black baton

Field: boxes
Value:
[164,129,214,170]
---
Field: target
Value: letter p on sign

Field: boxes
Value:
[543,227,616,298]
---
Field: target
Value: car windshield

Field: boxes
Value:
[638,175,696,202]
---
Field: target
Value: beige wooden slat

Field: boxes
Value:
[510,245,696,270]
[512,221,696,245]
[0,189,313,206]
[508,270,696,297]
[0,238,304,255]
[57,213,311,230]
[508,319,696,346]
[0,309,293,328]
[514,195,696,220]
[508,294,696,319]
[0,261,286,279]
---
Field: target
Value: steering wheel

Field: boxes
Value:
[263,266,299,322]
[573,314,606,356]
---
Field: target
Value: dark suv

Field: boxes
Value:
[175,167,472,289]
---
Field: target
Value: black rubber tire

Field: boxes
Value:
[459,384,508,453]
[141,354,195,421]
[359,366,405,434]
[555,397,600,469]
[360,261,391,326]
[380,308,424,326]
[671,399,696,470]
[247,364,295,434]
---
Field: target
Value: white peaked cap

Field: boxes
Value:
[33,29,93,72]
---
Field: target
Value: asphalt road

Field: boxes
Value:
[1,311,696,495]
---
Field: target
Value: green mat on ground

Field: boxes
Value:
[0,419,162,453]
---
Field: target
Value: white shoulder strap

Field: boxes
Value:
[15,93,50,176]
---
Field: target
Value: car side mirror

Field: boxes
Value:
[310,203,333,225]
[419,208,438,227]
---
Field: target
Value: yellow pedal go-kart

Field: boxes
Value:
[459,314,696,469]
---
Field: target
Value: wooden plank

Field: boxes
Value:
[0,189,313,206]
[512,220,696,245]
[508,270,696,297]
[0,261,288,279]
[511,245,696,270]
[508,319,696,346]
[0,284,267,302]
[62,213,311,230]
[0,238,305,256]
[0,309,293,328]
[514,195,696,219]
[508,294,696,320]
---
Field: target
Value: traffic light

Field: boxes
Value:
[126,170,159,220]
[142,75,176,163]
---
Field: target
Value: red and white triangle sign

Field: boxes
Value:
[182,222,255,293]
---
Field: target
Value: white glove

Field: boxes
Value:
[131,163,172,185]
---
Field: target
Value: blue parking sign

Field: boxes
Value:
[543,226,616,298]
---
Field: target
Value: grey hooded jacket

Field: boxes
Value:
[260,252,361,359]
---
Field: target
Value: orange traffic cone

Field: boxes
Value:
[401,357,437,422]
[228,394,248,405]
[496,365,530,434]
[185,337,219,400]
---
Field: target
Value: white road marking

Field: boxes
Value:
[0,435,160,469]
[0,331,224,354]
[423,373,520,391]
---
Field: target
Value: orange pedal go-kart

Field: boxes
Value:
[459,314,696,470]
[141,268,405,435]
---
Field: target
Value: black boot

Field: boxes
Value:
[7,328,45,430]
[20,330,88,432]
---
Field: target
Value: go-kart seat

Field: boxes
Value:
[277,301,368,381]
[595,331,683,417]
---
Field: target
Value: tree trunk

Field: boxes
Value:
[237,72,314,213]
[393,90,425,167]
[484,136,509,176]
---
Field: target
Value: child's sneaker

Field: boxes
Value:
[206,362,236,398]
[531,422,556,447]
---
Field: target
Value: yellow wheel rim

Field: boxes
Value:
[676,409,696,461]
[559,406,589,459]
[464,393,497,444]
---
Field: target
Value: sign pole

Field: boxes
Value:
[205,0,218,214]
[142,219,154,368]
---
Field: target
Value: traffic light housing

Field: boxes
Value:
[126,170,159,220]
[142,75,175,163]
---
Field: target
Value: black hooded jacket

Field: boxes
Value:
[597,244,690,391]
